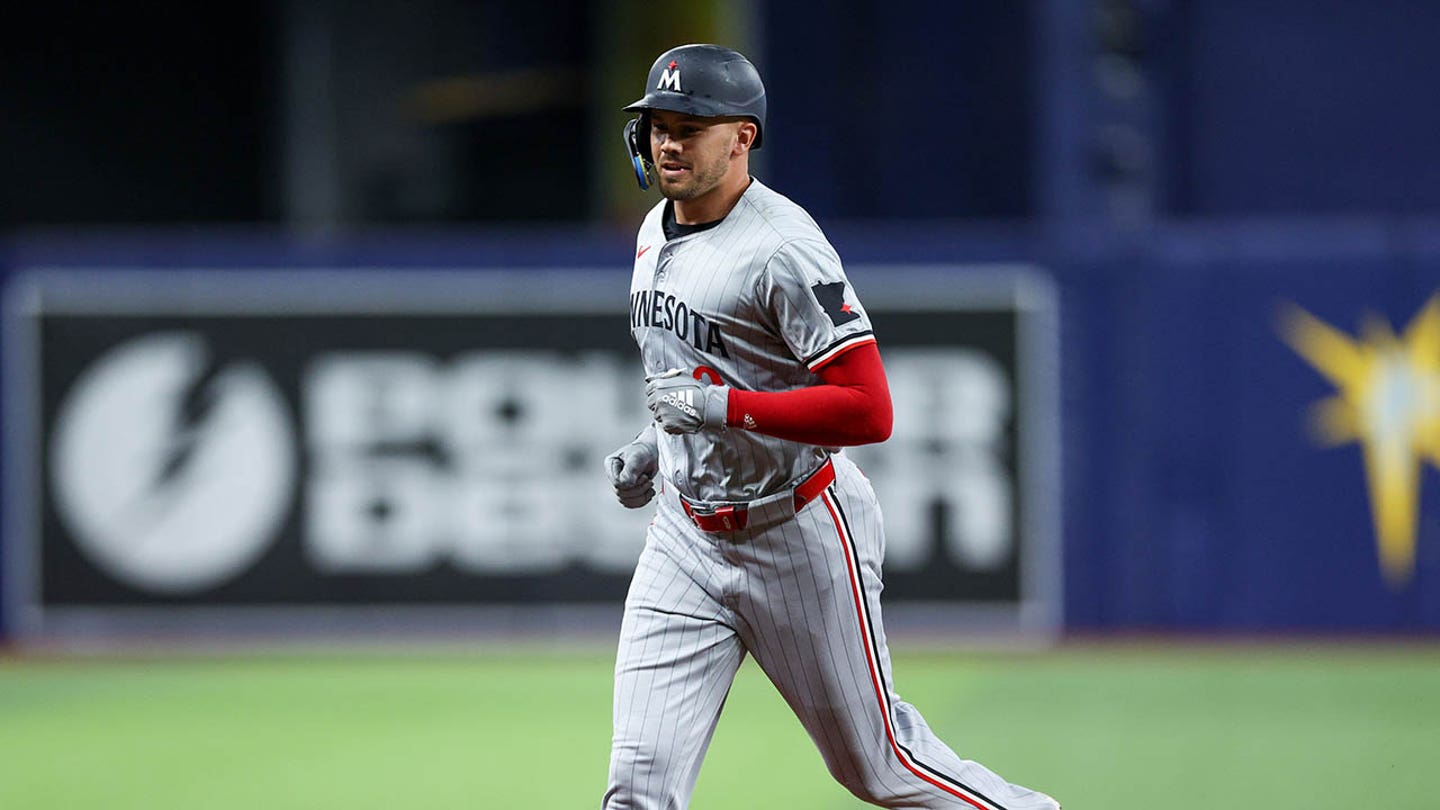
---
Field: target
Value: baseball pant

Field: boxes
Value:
[602,453,1058,809]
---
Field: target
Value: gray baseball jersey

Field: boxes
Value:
[627,179,876,502]
[605,180,1059,810]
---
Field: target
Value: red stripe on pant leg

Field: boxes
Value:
[821,490,996,810]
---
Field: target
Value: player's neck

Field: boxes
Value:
[673,172,753,226]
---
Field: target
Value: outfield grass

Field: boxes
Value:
[1,643,1437,808]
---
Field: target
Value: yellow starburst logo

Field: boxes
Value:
[1279,297,1440,587]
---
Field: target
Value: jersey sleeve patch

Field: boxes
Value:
[811,281,861,327]
[761,239,872,367]
[805,330,876,371]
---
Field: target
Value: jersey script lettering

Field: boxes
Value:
[629,289,731,358]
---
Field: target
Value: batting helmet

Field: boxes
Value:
[621,44,766,190]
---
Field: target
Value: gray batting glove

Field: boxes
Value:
[605,427,659,508]
[645,369,729,434]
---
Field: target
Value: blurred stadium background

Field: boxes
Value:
[3,1,1440,807]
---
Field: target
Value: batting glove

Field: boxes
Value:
[605,426,659,508]
[645,369,729,434]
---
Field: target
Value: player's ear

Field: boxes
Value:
[733,121,758,156]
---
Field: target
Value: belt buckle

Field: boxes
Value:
[711,505,745,531]
[687,502,748,532]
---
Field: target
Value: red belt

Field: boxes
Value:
[680,458,835,533]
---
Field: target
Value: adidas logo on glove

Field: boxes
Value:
[661,389,699,418]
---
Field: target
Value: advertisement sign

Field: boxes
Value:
[2,269,1059,638]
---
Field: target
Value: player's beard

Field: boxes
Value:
[658,151,730,202]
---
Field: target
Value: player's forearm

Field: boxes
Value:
[727,385,891,445]
[725,343,893,446]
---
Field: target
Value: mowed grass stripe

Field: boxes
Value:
[0,645,1436,809]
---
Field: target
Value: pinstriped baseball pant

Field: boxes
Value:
[602,453,1058,810]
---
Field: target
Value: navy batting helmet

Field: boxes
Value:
[621,44,766,190]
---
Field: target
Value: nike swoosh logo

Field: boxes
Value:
[637,245,652,259]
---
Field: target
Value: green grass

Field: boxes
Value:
[1,643,1437,808]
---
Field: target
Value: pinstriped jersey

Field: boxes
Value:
[628,178,876,502]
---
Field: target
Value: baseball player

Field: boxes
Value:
[602,44,1060,810]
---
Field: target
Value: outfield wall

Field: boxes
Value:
[3,221,1440,640]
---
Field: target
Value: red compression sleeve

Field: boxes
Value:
[726,342,893,446]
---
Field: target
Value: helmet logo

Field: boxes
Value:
[658,59,681,92]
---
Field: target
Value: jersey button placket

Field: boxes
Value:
[653,244,675,283]
[643,248,672,373]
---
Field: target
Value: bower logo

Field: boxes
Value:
[49,333,297,594]
[1280,296,1440,587]
[13,268,1052,628]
